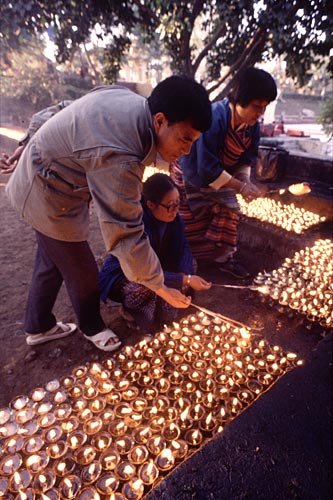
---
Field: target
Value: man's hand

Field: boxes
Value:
[187,275,212,291]
[155,284,192,308]
[0,144,25,174]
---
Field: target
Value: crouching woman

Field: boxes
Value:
[99,173,211,332]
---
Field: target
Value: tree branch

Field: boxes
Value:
[189,0,206,26]
[83,43,101,84]
[211,48,264,101]
[207,27,266,99]
[193,21,228,74]
[130,0,159,26]
[206,0,302,98]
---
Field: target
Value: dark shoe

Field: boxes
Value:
[218,259,250,279]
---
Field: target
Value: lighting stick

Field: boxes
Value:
[211,283,259,290]
[190,302,262,331]
[211,283,271,294]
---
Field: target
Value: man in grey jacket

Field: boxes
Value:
[6,76,212,351]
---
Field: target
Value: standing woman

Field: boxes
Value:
[171,67,277,278]
[99,173,211,332]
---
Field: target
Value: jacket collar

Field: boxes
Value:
[141,101,158,166]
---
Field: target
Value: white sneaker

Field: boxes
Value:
[26,322,77,346]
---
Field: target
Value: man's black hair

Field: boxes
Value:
[229,67,277,107]
[148,75,212,133]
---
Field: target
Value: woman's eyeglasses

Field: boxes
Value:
[158,201,180,213]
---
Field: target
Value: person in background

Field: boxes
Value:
[0,101,72,174]
[5,76,212,351]
[275,119,285,135]
[0,145,25,174]
[171,67,277,278]
[99,173,211,332]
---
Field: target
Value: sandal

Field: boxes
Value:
[84,328,122,352]
[26,322,77,346]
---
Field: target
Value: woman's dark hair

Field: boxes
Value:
[147,75,212,132]
[228,67,277,107]
[142,173,178,205]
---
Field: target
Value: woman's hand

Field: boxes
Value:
[155,284,192,308]
[239,181,262,202]
[188,275,212,291]
[0,144,25,174]
[254,183,269,196]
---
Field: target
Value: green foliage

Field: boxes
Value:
[1,0,332,97]
[102,35,131,83]
[318,98,333,137]
[0,37,92,120]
